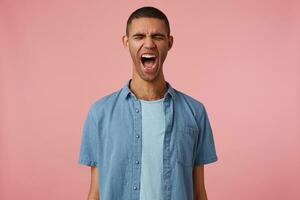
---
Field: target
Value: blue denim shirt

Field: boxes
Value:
[78,79,218,200]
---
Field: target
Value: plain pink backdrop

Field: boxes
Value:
[1,0,299,199]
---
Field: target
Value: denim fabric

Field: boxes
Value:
[78,79,218,200]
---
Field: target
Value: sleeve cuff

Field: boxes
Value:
[194,156,218,166]
[78,158,98,167]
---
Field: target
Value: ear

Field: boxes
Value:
[168,35,173,50]
[122,35,129,48]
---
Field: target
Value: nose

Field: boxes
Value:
[144,36,155,49]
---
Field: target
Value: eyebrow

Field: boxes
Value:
[131,32,166,37]
[152,33,166,37]
[132,33,144,37]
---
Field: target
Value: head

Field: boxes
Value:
[122,6,173,82]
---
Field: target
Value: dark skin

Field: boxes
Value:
[122,17,172,101]
[87,17,208,200]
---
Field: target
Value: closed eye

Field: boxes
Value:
[152,34,166,40]
[132,34,145,40]
[153,36,164,40]
[133,36,143,40]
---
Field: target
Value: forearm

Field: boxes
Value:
[193,165,208,200]
[194,189,208,200]
[87,196,99,200]
[87,193,99,200]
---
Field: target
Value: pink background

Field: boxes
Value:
[1,0,299,199]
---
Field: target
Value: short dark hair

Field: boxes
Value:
[126,6,170,36]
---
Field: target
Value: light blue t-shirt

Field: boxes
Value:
[139,97,165,200]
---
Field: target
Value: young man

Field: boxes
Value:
[78,6,218,200]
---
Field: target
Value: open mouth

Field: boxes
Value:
[140,53,157,69]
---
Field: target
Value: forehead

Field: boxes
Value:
[128,17,168,35]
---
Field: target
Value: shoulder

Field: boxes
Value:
[174,89,207,117]
[88,88,122,117]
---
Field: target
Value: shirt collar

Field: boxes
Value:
[120,79,176,100]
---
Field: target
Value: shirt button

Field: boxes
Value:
[136,135,140,139]
[133,186,138,190]
[135,160,139,164]
[135,109,139,113]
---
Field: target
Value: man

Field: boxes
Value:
[78,6,218,200]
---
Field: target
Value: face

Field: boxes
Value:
[122,17,173,82]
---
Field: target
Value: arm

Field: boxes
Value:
[193,165,208,200]
[88,166,100,200]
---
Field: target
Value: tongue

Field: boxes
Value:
[144,60,155,68]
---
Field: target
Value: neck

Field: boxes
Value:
[130,74,167,101]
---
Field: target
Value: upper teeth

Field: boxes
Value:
[142,54,156,58]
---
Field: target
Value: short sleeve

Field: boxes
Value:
[78,105,99,167]
[194,105,218,165]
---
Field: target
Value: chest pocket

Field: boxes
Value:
[176,126,198,167]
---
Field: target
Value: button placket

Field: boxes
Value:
[162,96,173,199]
[132,98,142,199]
